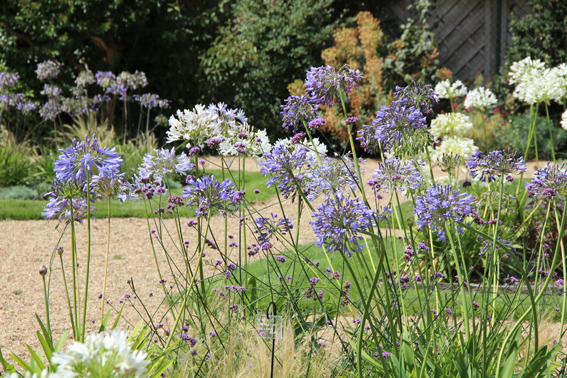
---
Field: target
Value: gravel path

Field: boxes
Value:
[0,157,548,364]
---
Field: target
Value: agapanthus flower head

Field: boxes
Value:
[95,71,117,90]
[394,79,439,114]
[310,191,374,257]
[40,84,62,98]
[0,72,20,89]
[217,122,271,157]
[75,69,95,87]
[509,57,546,85]
[304,64,362,107]
[183,175,242,217]
[508,58,564,104]
[167,104,220,146]
[526,163,567,198]
[414,184,475,241]
[39,99,62,121]
[280,95,317,132]
[16,101,37,114]
[43,191,96,224]
[359,102,427,153]
[51,329,149,377]
[254,213,293,243]
[434,79,467,99]
[429,137,478,166]
[36,60,60,80]
[464,87,497,109]
[305,154,360,200]
[260,139,315,200]
[54,134,122,183]
[138,147,195,180]
[371,157,422,193]
[467,148,526,182]
[430,113,473,139]
[134,93,170,109]
[436,152,465,172]
[562,110,567,131]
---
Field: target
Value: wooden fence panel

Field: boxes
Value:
[387,0,534,81]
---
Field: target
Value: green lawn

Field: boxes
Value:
[0,169,275,221]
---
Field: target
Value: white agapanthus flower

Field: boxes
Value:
[562,110,567,131]
[434,79,467,99]
[429,136,478,164]
[274,136,327,161]
[217,122,272,157]
[51,329,150,378]
[167,104,220,146]
[464,87,497,109]
[430,113,473,139]
[508,57,565,104]
[509,57,546,85]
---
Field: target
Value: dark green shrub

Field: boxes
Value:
[503,114,567,160]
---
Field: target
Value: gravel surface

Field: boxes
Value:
[0,157,550,364]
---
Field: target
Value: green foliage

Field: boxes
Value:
[0,145,33,186]
[0,185,38,200]
[504,114,567,160]
[201,0,341,139]
[382,0,441,88]
[0,0,227,133]
[506,0,567,69]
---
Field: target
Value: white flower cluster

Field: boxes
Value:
[434,79,467,99]
[464,87,497,109]
[49,329,150,378]
[217,122,271,158]
[429,136,478,167]
[274,136,327,161]
[509,57,567,104]
[167,104,220,146]
[430,113,473,139]
[562,110,567,131]
[167,103,271,157]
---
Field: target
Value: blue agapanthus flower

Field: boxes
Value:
[466,148,526,182]
[310,191,374,257]
[393,79,439,114]
[54,134,122,183]
[371,157,423,193]
[260,141,314,201]
[42,180,97,223]
[304,154,360,201]
[414,184,475,242]
[359,102,426,153]
[183,175,243,217]
[280,95,317,132]
[304,65,362,107]
[526,162,567,198]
